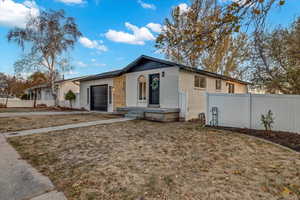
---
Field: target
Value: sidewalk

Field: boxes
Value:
[4,117,133,138]
[0,134,66,200]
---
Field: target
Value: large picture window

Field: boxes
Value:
[138,75,146,101]
[194,76,206,89]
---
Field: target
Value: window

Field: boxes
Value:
[109,86,112,104]
[194,76,206,89]
[227,83,235,93]
[87,88,90,104]
[138,75,146,101]
[216,79,222,90]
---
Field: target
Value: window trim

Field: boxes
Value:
[227,82,235,94]
[138,75,147,101]
[216,79,222,91]
[194,75,207,89]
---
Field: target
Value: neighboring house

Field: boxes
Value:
[79,55,249,121]
[27,77,84,106]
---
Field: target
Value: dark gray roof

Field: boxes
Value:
[79,55,250,85]
[79,70,123,82]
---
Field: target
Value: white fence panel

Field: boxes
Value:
[207,94,250,128]
[0,98,55,108]
[179,91,188,119]
[251,94,300,132]
[207,93,300,133]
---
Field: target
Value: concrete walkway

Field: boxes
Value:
[4,117,133,138]
[0,111,89,118]
[0,134,66,200]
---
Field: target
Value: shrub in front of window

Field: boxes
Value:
[65,90,76,108]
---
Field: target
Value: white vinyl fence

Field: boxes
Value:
[0,98,55,108]
[206,93,300,133]
[179,91,188,120]
[0,94,80,109]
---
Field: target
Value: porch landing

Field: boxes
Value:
[117,107,180,122]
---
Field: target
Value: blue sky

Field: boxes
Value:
[0,0,299,79]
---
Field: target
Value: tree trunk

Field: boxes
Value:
[33,89,37,108]
[50,76,58,107]
[5,93,8,108]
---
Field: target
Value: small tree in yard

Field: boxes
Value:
[261,110,275,132]
[7,10,82,106]
[65,90,76,108]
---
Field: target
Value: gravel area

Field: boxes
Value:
[8,121,300,200]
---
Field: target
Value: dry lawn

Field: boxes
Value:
[9,120,300,200]
[0,107,64,113]
[0,114,121,132]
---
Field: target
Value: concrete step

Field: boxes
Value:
[125,111,144,119]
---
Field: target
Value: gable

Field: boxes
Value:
[125,58,174,73]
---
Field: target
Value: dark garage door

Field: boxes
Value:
[91,85,108,111]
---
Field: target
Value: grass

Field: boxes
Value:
[0,113,121,132]
[9,120,300,200]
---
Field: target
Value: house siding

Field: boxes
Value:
[57,81,80,101]
[179,70,248,120]
[125,67,179,108]
[113,75,126,111]
[80,78,114,112]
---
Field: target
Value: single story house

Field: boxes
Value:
[27,77,84,107]
[79,55,249,121]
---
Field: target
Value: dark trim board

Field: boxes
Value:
[90,84,108,112]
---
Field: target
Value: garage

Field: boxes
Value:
[90,85,108,111]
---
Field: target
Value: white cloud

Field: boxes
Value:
[137,0,156,10]
[76,61,87,67]
[66,70,79,75]
[146,23,162,33]
[178,3,189,14]
[56,0,85,5]
[79,36,108,52]
[105,22,155,45]
[0,0,39,28]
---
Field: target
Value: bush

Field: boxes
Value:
[65,90,76,108]
[0,103,6,108]
[21,94,29,100]
[261,110,275,131]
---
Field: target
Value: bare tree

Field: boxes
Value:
[7,9,82,105]
[251,17,300,94]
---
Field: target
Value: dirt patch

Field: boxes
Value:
[210,126,300,152]
[0,114,121,132]
[8,121,300,200]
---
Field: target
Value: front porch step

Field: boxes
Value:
[124,111,145,119]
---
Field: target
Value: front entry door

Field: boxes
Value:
[91,85,108,111]
[149,73,160,105]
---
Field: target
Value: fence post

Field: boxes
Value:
[205,92,209,125]
[249,93,252,129]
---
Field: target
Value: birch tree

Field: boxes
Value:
[7,10,82,105]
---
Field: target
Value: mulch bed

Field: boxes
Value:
[209,126,300,152]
